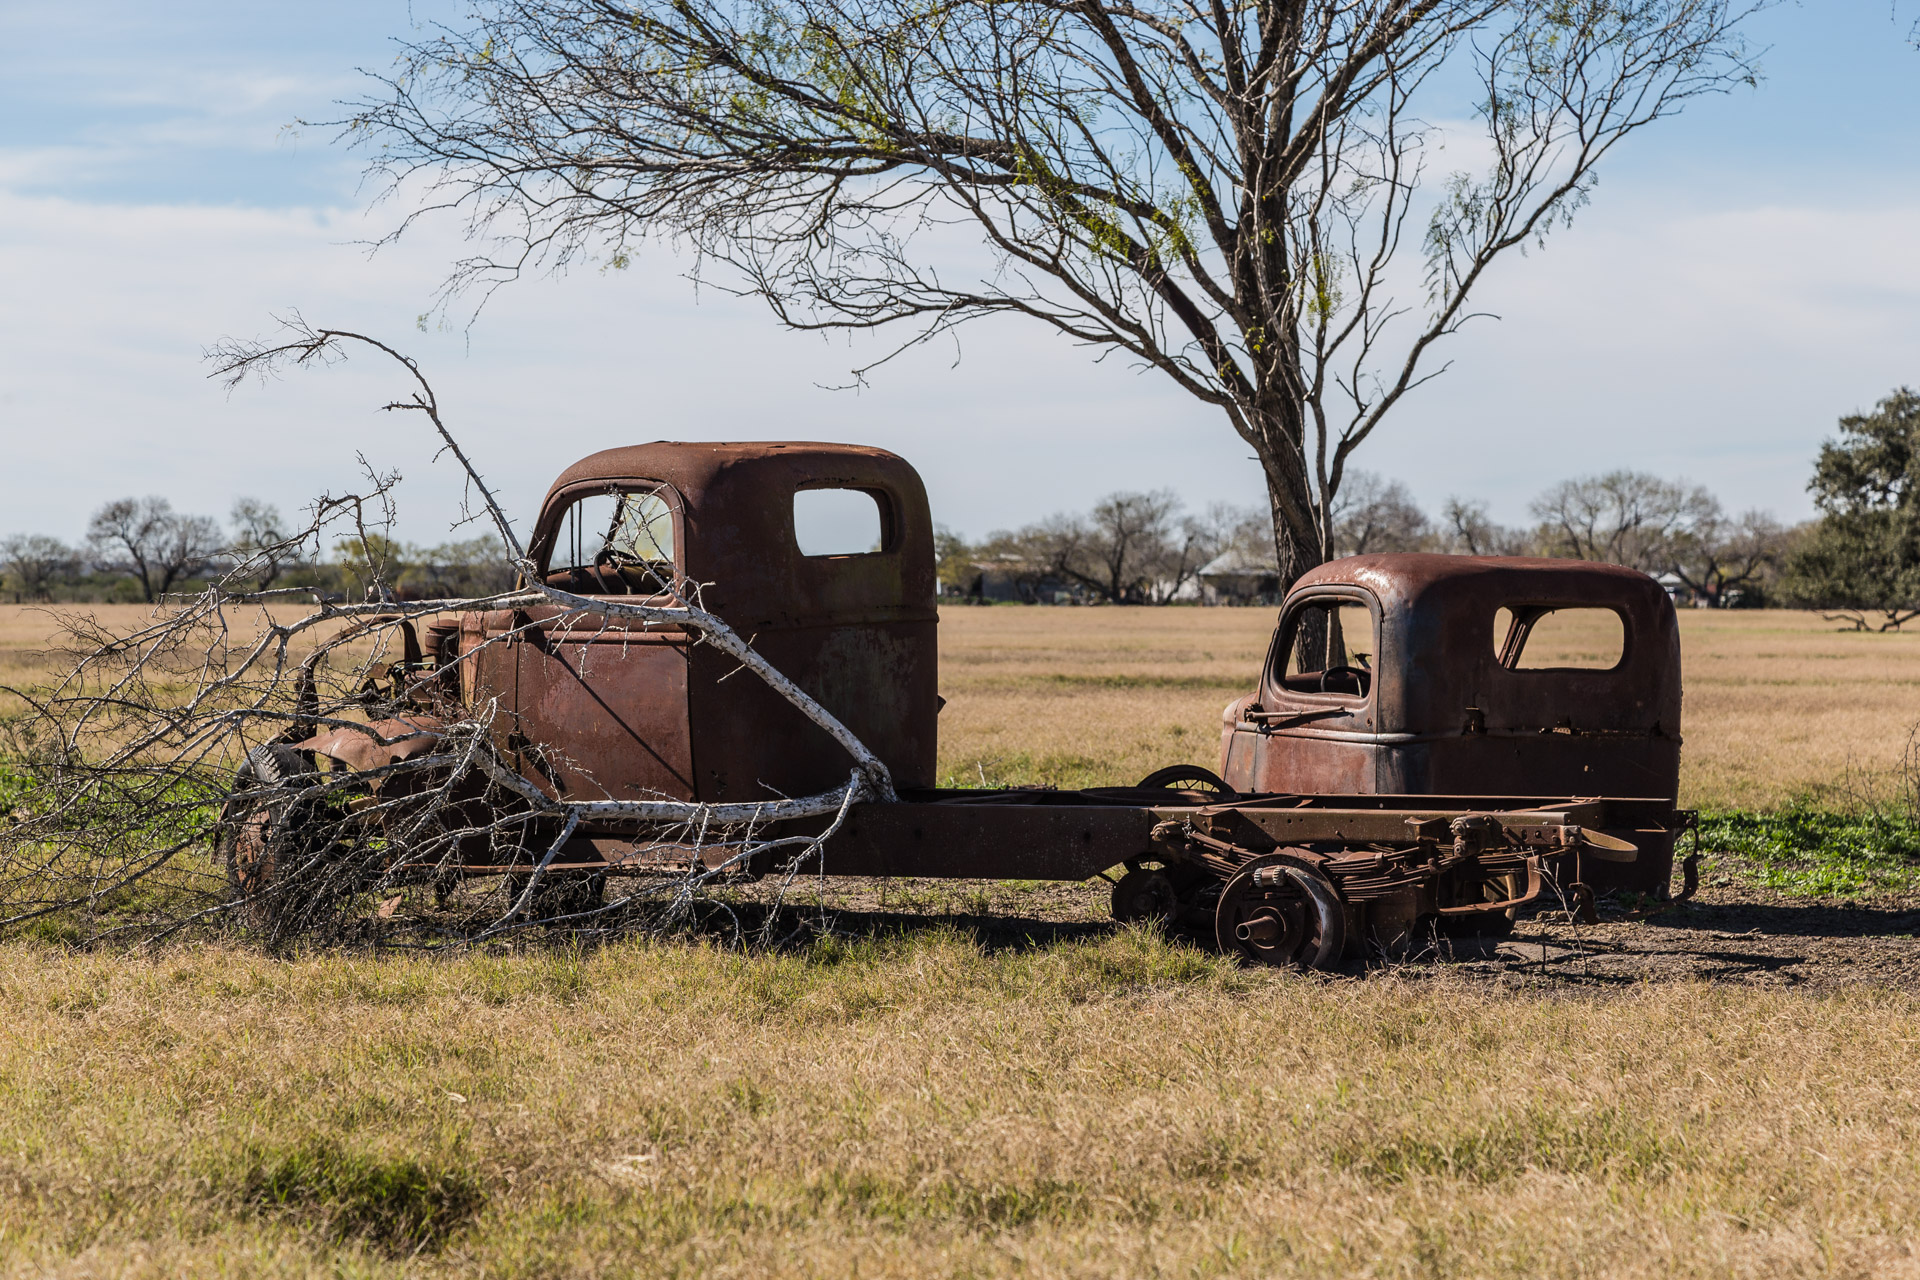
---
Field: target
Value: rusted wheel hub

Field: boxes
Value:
[216,743,327,932]
[1214,852,1346,969]
[1110,866,1179,925]
[224,804,276,903]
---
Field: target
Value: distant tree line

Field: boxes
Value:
[938,469,1803,608]
[937,387,1920,617]
[0,497,514,604]
[12,388,1920,619]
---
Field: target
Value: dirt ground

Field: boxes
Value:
[755,861,1920,991]
[1474,887,1920,990]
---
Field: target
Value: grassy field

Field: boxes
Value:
[4,936,1920,1278]
[5,603,1920,1277]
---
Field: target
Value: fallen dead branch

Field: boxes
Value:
[0,321,887,950]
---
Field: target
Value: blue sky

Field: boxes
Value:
[2,2,1918,547]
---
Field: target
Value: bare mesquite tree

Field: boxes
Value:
[0,535,79,603]
[976,488,1232,600]
[1068,490,1228,601]
[1441,498,1531,556]
[346,0,1763,585]
[1330,472,1433,556]
[1668,507,1787,606]
[0,324,893,950]
[1530,470,1716,573]
[228,498,304,591]
[86,497,224,603]
[1516,469,1792,602]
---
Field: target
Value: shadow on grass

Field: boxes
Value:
[226,1137,486,1255]
[690,898,1120,956]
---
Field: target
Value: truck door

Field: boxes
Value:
[512,484,695,802]
[1230,589,1381,794]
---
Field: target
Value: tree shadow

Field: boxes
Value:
[1632,898,1920,939]
[686,898,1121,955]
[1491,934,1815,987]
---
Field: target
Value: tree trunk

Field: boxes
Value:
[1249,407,1323,593]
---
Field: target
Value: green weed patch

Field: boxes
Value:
[0,757,38,816]
[1699,803,1920,896]
[229,1137,486,1254]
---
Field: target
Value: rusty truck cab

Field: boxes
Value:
[1221,555,1682,885]
[459,442,937,810]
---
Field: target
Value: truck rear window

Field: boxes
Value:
[1496,606,1625,670]
[795,488,885,556]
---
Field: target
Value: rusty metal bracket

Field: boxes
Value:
[1567,825,1639,862]
[1450,813,1503,858]
[1436,854,1544,916]
[1603,812,1701,920]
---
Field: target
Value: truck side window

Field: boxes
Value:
[1280,599,1375,696]
[1496,606,1625,670]
[545,487,676,594]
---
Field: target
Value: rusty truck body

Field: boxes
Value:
[237,441,1690,968]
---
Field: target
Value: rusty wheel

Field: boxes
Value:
[216,744,323,929]
[1110,867,1179,926]
[1214,852,1346,969]
[1135,765,1236,800]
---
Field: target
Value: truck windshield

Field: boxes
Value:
[1279,598,1375,697]
[545,487,676,593]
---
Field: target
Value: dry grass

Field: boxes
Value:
[7,603,1920,1277]
[1675,611,1920,808]
[933,605,1273,791]
[0,602,431,734]
[6,934,1920,1279]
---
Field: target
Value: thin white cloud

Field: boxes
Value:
[0,189,1261,546]
[5,178,1920,548]
[1389,194,1920,523]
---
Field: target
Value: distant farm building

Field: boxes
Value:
[1197,548,1282,605]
